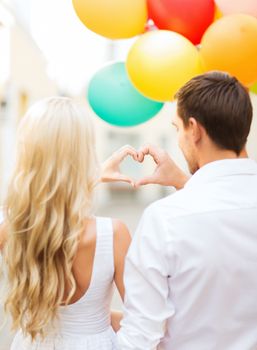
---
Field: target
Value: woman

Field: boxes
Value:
[0,97,134,349]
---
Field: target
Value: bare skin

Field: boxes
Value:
[64,218,131,331]
[61,218,130,305]
[100,145,138,185]
[135,144,189,189]
[0,218,131,332]
[101,145,189,190]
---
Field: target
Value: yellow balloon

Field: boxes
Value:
[126,30,203,102]
[72,0,147,39]
[200,14,257,86]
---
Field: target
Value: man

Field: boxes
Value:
[117,71,257,349]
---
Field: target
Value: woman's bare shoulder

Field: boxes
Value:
[78,217,97,248]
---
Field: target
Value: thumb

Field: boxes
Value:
[116,174,134,185]
[135,176,158,188]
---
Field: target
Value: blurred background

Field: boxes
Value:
[0,0,257,348]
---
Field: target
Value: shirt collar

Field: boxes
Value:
[185,158,257,189]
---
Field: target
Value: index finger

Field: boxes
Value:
[115,145,138,162]
[137,144,163,164]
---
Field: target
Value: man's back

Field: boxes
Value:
[160,159,257,349]
[118,159,257,350]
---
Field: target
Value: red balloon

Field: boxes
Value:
[147,0,215,44]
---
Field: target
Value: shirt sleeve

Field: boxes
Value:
[117,205,175,350]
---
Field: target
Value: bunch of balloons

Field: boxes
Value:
[72,0,257,127]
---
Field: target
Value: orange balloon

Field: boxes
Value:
[200,14,257,86]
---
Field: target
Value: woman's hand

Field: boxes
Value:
[111,310,123,332]
[100,145,138,185]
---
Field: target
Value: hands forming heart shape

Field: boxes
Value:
[101,145,189,190]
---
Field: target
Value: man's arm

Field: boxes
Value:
[117,206,175,349]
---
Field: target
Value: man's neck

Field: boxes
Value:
[198,148,248,168]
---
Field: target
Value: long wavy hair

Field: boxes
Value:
[2,97,99,340]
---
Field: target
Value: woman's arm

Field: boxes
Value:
[113,219,131,300]
[111,310,123,333]
[112,219,131,331]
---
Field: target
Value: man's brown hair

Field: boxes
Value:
[175,71,253,155]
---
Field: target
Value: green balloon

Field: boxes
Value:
[87,62,164,127]
[250,81,257,95]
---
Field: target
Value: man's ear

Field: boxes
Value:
[188,117,202,143]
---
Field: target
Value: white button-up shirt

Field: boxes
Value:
[117,159,257,350]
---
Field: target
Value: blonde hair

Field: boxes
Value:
[2,97,99,340]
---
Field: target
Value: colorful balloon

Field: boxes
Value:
[215,0,257,18]
[72,0,147,39]
[147,0,215,44]
[126,30,202,102]
[200,14,257,86]
[87,62,164,127]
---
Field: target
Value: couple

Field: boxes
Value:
[1,71,257,350]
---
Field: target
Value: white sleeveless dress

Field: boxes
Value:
[10,217,118,350]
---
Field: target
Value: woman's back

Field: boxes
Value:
[10,216,118,349]
[0,97,131,349]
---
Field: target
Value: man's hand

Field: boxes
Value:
[100,145,138,185]
[135,144,189,190]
